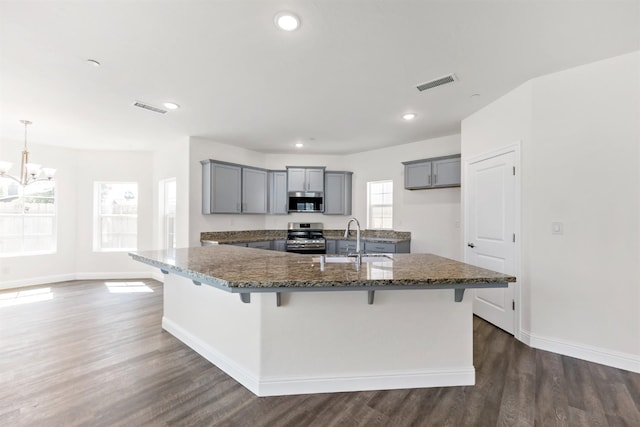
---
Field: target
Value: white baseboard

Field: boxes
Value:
[0,273,76,290]
[1,271,157,291]
[162,316,476,397]
[521,329,640,373]
[75,271,154,280]
[257,368,475,397]
[162,317,261,395]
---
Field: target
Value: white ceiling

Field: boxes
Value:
[1,1,638,154]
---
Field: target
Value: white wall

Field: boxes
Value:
[153,137,190,249]
[462,51,640,372]
[0,143,155,289]
[0,142,78,287]
[346,135,462,259]
[74,150,154,276]
[188,137,267,246]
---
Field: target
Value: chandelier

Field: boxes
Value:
[0,120,56,186]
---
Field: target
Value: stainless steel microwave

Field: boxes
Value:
[287,192,324,213]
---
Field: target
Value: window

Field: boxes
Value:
[159,178,176,250]
[94,182,138,252]
[367,180,393,229]
[0,179,56,256]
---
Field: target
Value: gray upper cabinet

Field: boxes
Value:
[404,162,432,189]
[286,167,325,192]
[324,171,353,215]
[202,160,242,213]
[268,170,288,214]
[402,154,461,190]
[202,159,267,214]
[432,157,461,187]
[242,167,268,214]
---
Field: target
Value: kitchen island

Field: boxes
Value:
[130,246,515,396]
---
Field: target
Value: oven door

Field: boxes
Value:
[286,247,327,255]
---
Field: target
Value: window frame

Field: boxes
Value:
[93,181,139,252]
[0,179,57,257]
[367,179,393,230]
[158,177,177,250]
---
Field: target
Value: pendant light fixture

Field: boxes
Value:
[0,120,56,186]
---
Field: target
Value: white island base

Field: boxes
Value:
[162,274,475,397]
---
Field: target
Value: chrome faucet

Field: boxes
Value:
[344,217,362,267]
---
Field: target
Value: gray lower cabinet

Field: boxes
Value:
[336,240,358,254]
[201,160,242,213]
[324,171,353,215]
[364,240,410,254]
[325,239,337,254]
[268,171,288,214]
[247,241,272,250]
[402,154,460,190]
[272,240,286,252]
[242,167,268,214]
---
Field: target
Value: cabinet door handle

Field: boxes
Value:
[434,174,437,184]
[467,243,475,248]
[428,175,431,185]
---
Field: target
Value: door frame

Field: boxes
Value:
[463,142,522,340]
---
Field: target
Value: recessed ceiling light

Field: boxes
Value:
[163,102,180,110]
[275,11,300,31]
[87,59,101,67]
[295,143,304,148]
[402,113,417,121]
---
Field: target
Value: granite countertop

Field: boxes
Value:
[200,229,411,244]
[130,246,515,290]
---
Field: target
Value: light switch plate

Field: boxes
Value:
[551,222,564,235]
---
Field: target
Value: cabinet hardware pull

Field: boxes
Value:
[434,174,437,184]
[467,243,475,248]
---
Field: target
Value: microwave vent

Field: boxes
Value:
[416,74,457,92]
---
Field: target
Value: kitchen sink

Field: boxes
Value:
[313,254,393,263]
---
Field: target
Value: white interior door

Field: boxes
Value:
[466,150,517,334]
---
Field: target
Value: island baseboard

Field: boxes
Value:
[163,316,475,397]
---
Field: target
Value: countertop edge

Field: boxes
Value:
[130,252,515,291]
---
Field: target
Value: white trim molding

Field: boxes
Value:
[521,329,640,374]
[1,271,157,290]
[463,141,522,340]
[257,368,475,397]
[163,316,475,397]
[162,316,261,395]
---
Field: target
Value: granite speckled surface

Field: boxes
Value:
[200,230,287,244]
[130,246,515,290]
[200,229,410,244]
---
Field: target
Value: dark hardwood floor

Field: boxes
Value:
[1,279,639,427]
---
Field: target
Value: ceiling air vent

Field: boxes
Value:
[133,101,167,114]
[416,74,457,92]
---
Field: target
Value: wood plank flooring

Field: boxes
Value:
[1,279,639,426]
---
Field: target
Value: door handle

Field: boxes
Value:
[467,243,475,248]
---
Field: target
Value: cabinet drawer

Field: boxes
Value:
[336,240,357,254]
[247,241,272,250]
[364,241,396,253]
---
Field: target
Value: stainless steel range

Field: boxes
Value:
[286,222,326,254]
